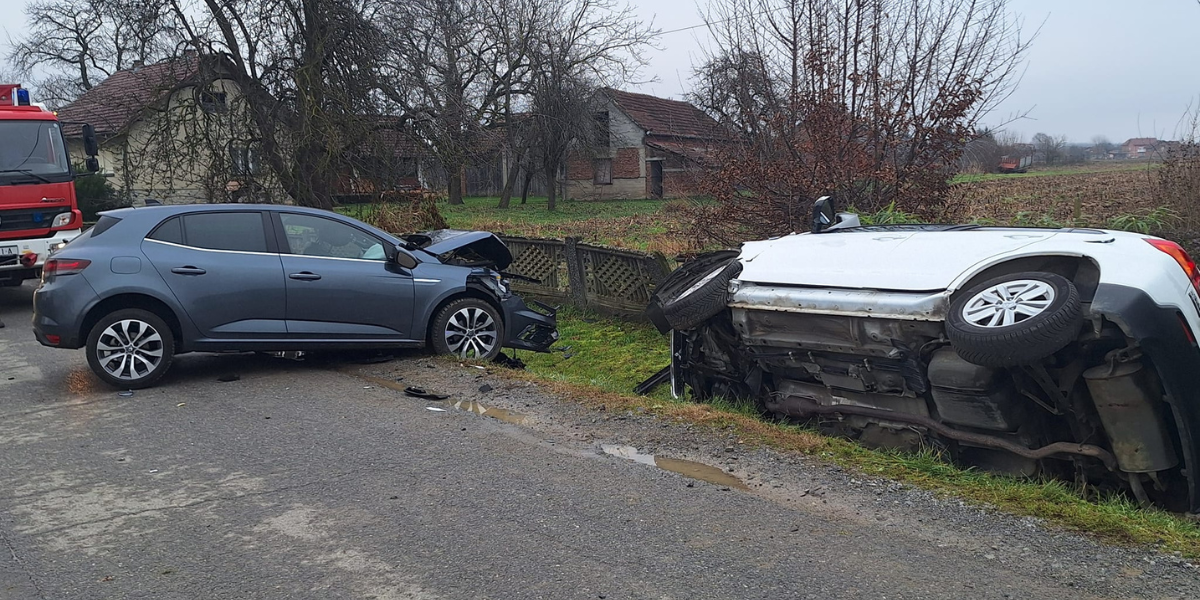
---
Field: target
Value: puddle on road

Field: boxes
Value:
[601,444,748,490]
[350,371,529,425]
[451,400,528,425]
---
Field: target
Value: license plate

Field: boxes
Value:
[0,245,16,256]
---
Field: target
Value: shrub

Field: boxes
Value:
[363,192,448,234]
[73,173,127,221]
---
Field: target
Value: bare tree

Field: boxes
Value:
[522,0,656,210]
[1032,132,1068,165]
[377,0,542,205]
[163,0,390,209]
[686,0,1034,245]
[8,0,172,105]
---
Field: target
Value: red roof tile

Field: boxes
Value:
[56,54,201,137]
[602,88,726,140]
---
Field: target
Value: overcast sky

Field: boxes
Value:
[2,0,1197,143]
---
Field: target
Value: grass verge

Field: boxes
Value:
[498,309,1200,558]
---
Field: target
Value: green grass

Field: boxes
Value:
[515,307,673,402]
[500,310,1200,557]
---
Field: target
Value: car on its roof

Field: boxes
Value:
[648,197,1200,514]
[32,204,557,388]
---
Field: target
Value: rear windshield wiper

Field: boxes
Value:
[0,168,52,183]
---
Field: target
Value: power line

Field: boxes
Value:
[659,6,788,36]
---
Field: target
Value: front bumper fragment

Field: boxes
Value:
[501,296,558,352]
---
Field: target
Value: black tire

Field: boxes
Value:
[647,251,741,333]
[85,308,175,389]
[430,297,505,361]
[946,271,1082,367]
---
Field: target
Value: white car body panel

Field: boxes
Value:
[735,227,1200,335]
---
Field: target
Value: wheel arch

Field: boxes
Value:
[951,254,1101,304]
[80,293,186,352]
[423,287,504,346]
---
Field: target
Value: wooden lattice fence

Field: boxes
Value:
[501,236,672,317]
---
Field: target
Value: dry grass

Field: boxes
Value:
[946,165,1161,226]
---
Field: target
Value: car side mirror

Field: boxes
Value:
[812,195,836,233]
[392,246,418,269]
[84,157,100,173]
[82,124,99,157]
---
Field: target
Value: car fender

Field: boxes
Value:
[80,284,202,351]
[946,234,1200,334]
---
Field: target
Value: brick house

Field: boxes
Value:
[566,89,727,200]
[1120,137,1159,159]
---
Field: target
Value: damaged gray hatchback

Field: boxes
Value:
[33,205,557,389]
[648,198,1200,514]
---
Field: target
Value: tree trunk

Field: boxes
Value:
[545,164,557,211]
[497,151,520,208]
[446,163,464,205]
[520,169,533,204]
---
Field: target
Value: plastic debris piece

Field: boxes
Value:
[118,391,134,397]
[425,407,447,412]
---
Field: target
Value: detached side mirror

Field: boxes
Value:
[84,157,100,173]
[811,195,836,233]
[82,124,99,157]
[392,246,418,269]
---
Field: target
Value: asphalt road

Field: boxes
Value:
[2,281,1198,600]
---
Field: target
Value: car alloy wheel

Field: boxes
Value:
[94,318,165,381]
[960,279,1056,328]
[444,306,499,359]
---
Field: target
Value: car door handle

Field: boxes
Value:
[288,272,322,281]
[171,266,207,275]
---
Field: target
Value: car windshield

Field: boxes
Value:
[0,120,72,184]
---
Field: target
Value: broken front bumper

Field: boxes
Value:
[501,296,558,352]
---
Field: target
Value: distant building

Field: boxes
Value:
[1119,137,1160,159]
[56,52,284,204]
[566,89,729,200]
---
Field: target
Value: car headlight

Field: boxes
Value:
[51,212,74,228]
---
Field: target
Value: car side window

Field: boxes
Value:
[182,212,268,253]
[279,213,386,261]
[146,216,183,244]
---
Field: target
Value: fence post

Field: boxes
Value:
[645,252,671,287]
[563,236,588,309]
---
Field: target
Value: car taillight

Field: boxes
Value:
[41,258,90,283]
[1146,239,1200,294]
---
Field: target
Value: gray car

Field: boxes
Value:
[32,204,558,388]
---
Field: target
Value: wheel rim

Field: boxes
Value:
[444,307,498,359]
[961,280,1056,328]
[95,319,164,380]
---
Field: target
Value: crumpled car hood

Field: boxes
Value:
[405,229,512,270]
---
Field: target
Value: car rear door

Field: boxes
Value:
[141,211,287,339]
[272,212,415,340]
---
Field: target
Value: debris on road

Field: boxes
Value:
[425,407,447,412]
[405,387,450,400]
[117,390,134,397]
[217,374,240,382]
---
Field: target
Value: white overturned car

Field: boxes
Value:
[648,198,1200,513]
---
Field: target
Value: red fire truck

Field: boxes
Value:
[0,83,100,286]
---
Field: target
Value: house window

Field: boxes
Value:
[593,158,612,185]
[594,111,610,148]
[229,142,261,175]
[397,157,418,179]
[199,90,227,113]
